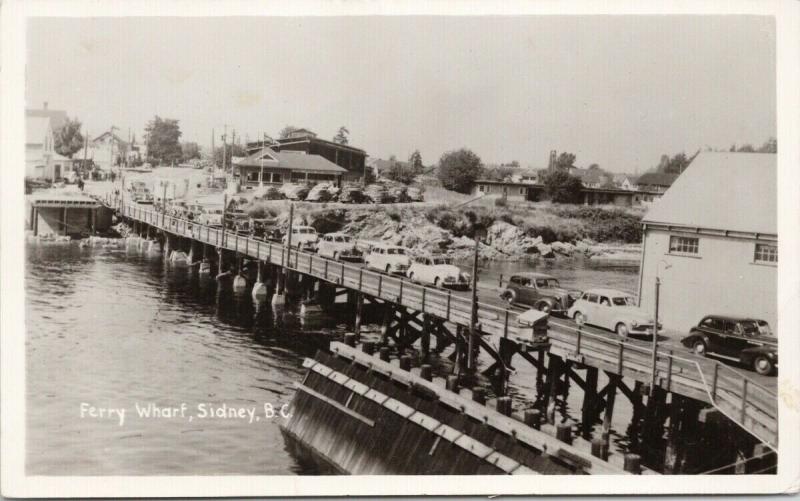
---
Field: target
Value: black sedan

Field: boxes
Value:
[681,315,777,375]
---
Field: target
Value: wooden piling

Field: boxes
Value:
[353,292,363,342]
[581,366,598,439]
[344,333,357,347]
[624,453,642,474]
[495,396,512,416]
[523,409,541,430]
[472,387,486,405]
[419,364,432,381]
[446,375,460,393]
[555,423,573,445]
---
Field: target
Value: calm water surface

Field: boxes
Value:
[26,242,639,475]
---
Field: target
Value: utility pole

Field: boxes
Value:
[651,276,661,395]
[222,124,228,174]
[467,230,484,372]
[260,132,267,187]
[81,128,89,179]
[281,203,294,295]
[211,127,215,168]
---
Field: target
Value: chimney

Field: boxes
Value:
[43,101,48,110]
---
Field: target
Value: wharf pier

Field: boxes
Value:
[103,195,778,475]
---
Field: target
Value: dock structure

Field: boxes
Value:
[106,195,778,475]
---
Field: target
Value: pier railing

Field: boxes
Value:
[110,198,778,451]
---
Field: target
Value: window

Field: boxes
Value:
[754,243,777,264]
[519,188,525,195]
[587,294,599,304]
[599,296,611,307]
[479,185,485,193]
[669,236,699,255]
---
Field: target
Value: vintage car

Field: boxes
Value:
[197,206,224,227]
[338,186,366,204]
[250,217,281,241]
[225,210,250,235]
[407,255,470,289]
[317,233,363,262]
[500,273,578,315]
[567,288,660,338]
[306,183,335,202]
[365,243,411,275]
[364,184,392,204]
[285,184,310,201]
[681,315,777,375]
[407,187,424,202]
[282,225,318,251]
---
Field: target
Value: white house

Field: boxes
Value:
[83,131,129,171]
[637,152,776,333]
[26,115,70,181]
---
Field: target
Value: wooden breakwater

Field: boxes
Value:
[280,342,626,475]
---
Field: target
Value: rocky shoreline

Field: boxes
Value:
[284,207,642,263]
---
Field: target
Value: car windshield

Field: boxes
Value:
[756,321,773,336]
[612,297,636,306]
[433,257,452,265]
[535,278,559,288]
[295,228,315,234]
[387,248,406,255]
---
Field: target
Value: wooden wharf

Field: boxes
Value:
[106,196,778,474]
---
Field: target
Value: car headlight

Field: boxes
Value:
[631,320,639,327]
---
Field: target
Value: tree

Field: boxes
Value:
[555,152,576,170]
[181,142,201,162]
[542,170,583,203]
[437,148,483,194]
[385,157,416,184]
[333,126,350,145]
[588,163,600,170]
[144,116,182,165]
[54,117,85,158]
[214,143,247,169]
[278,125,300,139]
[737,144,755,153]
[483,165,515,181]
[409,150,424,174]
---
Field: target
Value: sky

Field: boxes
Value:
[26,15,776,173]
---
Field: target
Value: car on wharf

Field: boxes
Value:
[499,272,579,315]
[567,288,660,339]
[316,233,363,262]
[364,242,411,275]
[407,254,470,289]
[680,315,777,376]
[197,206,224,228]
[282,225,319,251]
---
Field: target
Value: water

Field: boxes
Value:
[26,242,640,475]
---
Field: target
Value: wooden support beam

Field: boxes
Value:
[353,291,363,342]
[602,375,618,439]
[581,367,599,439]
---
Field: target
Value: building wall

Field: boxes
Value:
[472,182,529,201]
[275,140,366,181]
[638,228,777,333]
[34,207,93,236]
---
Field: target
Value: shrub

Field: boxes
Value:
[542,170,583,203]
[437,148,484,194]
[246,202,279,219]
[494,196,507,207]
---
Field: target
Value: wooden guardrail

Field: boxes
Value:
[108,196,778,451]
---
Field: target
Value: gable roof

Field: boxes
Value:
[368,157,408,173]
[235,147,347,174]
[26,116,52,145]
[26,108,68,130]
[643,152,776,235]
[636,172,680,187]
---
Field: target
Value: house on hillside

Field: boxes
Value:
[612,174,638,191]
[26,115,70,181]
[635,172,680,193]
[638,152,777,332]
[572,168,613,189]
[247,129,366,182]
[234,147,348,188]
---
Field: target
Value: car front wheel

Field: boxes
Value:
[692,340,707,357]
[536,302,551,314]
[616,323,629,338]
[573,311,585,325]
[753,355,774,376]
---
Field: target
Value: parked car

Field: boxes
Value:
[407,187,424,202]
[364,184,391,204]
[567,288,660,338]
[317,233,363,262]
[282,225,318,251]
[225,210,250,234]
[680,316,777,375]
[365,243,411,275]
[500,273,579,315]
[407,255,470,289]
[197,206,224,227]
[389,186,411,203]
[133,187,154,204]
[306,183,335,202]
[250,217,280,241]
[279,183,302,198]
[285,184,310,201]
[338,186,366,204]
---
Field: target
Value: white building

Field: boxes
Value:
[26,115,70,181]
[637,152,777,333]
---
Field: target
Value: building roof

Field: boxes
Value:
[235,147,347,174]
[26,116,51,145]
[636,172,680,187]
[275,135,367,154]
[26,107,68,130]
[368,158,409,174]
[643,152,776,235]
[27,190,100,208]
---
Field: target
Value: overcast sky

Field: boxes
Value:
[26,15,775,173]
